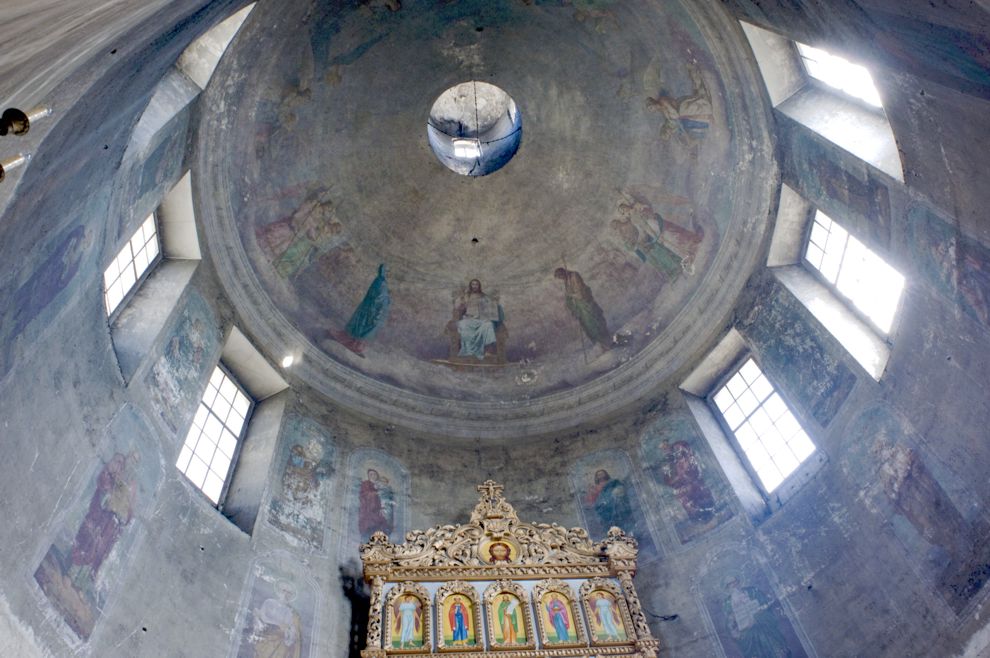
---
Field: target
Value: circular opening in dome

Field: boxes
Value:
[427,81,521,177]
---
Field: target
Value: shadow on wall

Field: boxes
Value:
[340,562,370,658]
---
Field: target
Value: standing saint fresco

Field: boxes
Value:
[330,263,390,357]
[453,279,500,359]
[358,468,395,539]
[657,439,717,523]
[34,448,144,640]
[722,576,793,658]
[584,469,634,531]
[554,267,612,350]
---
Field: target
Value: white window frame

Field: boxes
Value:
[103,213,163,318]
[801,209,905,337]
[176,363,254,507]
[708,355,818,499]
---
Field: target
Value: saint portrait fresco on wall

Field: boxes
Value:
[572,449,661,562]
[698,548,814,658]
[344,448,410,558]
[842,406,990,614]
[144,291,221,434]
[267,415,336,550]
[32,408,161,642]
[233,555,319,658]
[640,411,734,546]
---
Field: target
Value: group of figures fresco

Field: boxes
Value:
[382,580,629,652]
[251,180,712,372]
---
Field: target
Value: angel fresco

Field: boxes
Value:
[392,595,423,650]
[255,188,348,280]
[645,63,713,143]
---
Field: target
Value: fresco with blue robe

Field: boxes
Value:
[329,264,391,357]
[233,554,319,658]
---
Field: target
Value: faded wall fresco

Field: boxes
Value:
[639,412,734,546]
[343,448,411,555]
[0,222,97,381]
[232,554,320,658]
[267,416,337,551]
[32,407,162,642]
[571,450,660,562]
[780,119,891,249]
[841,406,990,614]
[737,276,856,427]
[144,291,222,434]
[905,201,990,330]
[698,547,815,658]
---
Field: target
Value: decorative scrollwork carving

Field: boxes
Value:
[359,481,661,657]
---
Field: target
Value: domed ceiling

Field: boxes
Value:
[196,0,776,438]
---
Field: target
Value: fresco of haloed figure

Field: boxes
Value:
[572,450,661,562]
[32,408,161,642]
[234,556,319,658]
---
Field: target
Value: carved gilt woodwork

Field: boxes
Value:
[359,480,660,658]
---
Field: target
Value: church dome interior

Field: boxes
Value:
[1,0,990,655]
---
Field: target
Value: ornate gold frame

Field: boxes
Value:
[360,480,661,658]
[484,580,536,651]
[436,581,485,652]
[384,583,433,654]
[530,579,587,649]
[580,578,636,647]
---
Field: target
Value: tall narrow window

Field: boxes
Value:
[176,365,253,505]
[796,43,883,108]
[712,358,816,494]
[103,214,161,314]
[804,210,905,334]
